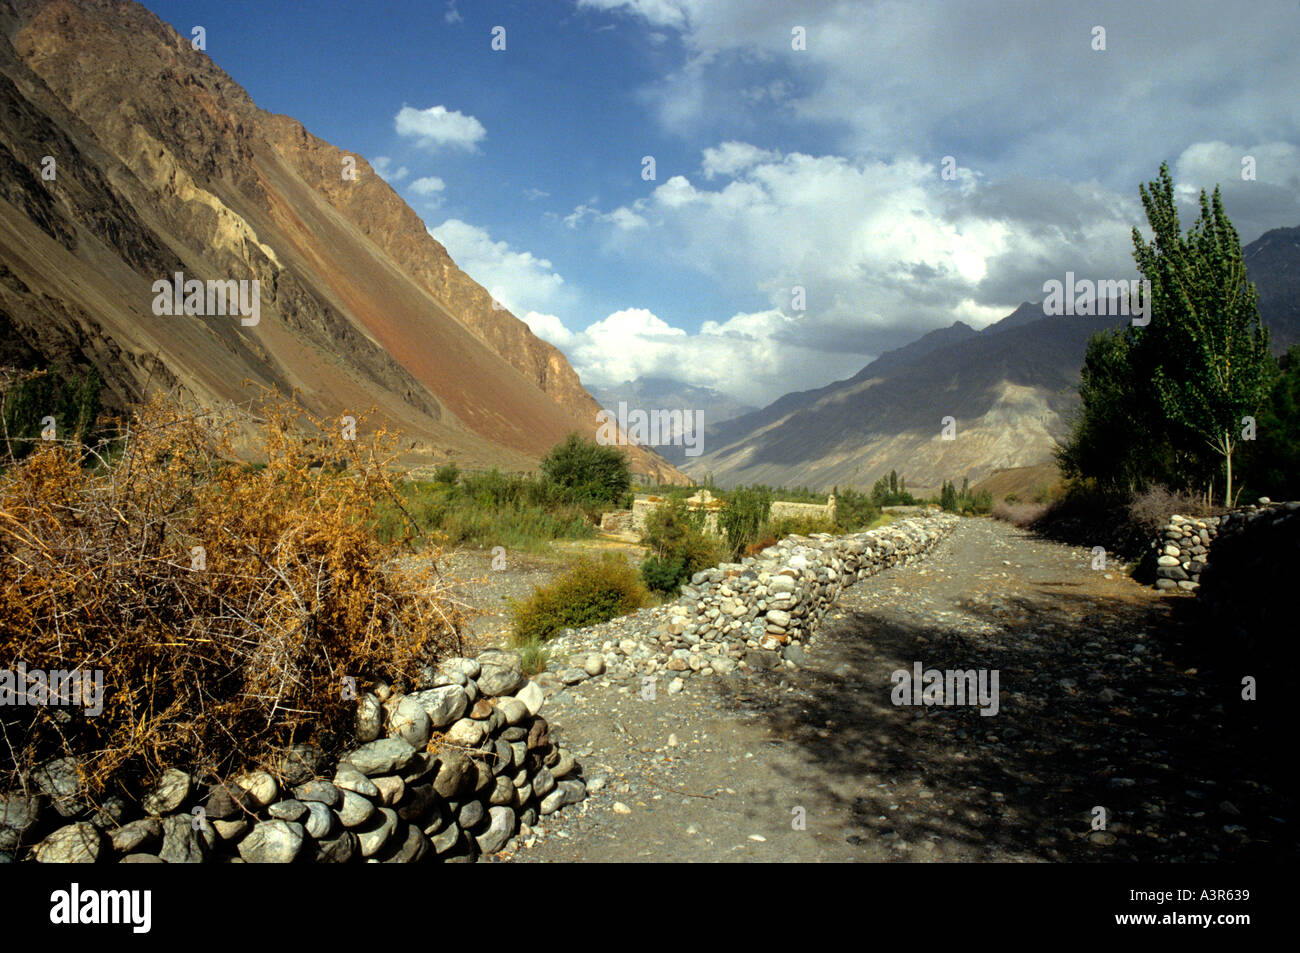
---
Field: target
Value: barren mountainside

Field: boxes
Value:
[0,0,683,480]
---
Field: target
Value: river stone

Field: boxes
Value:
[0,794,47,844]
[539,787,565,815]
[381,822,429,863]
[391,695,433,748]
[303,801,335,839]
[489,775,516,806]
[583,654,605,676]
[238,820,305,863]
[433,750,471,799]
[159,813,208,863]
[372,774,405,807]
[441,657,481,680]
[355,692,384,742]
[233,770,278,809]
[314,830,358,863]
[292,779,341,808]
[476,806,515,854]
[357,808,399,857]
[457,800,484,830]
[551,750,575,779]
[32,757,86,817]
[765,609,792,628]
[35,822,104,863]
[531,766,556,799]
[446,718,486,747]
[142,768,192,815]
[110,817,162,854]
[336,790,376,828]
[396,782,438,823]
[515,681,545,717]
[430,821,463,856]
[119,853,164,863]
[477,653,525,696]
[342,738,418,776]
[213,818,250,842]
[334,764,381,798]
[267,799,308,822]
[406,685,468,729]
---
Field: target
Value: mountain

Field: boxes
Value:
[589,376,756,466]
[684,227,1300,492]
[0,0,684,481]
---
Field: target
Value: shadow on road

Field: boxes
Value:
[714,586,1294,862]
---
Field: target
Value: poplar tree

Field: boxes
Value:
[1131,163,1273,506]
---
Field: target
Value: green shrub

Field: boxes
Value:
[433,461,461,485]
[719,486,772,560]
[640,553,687,593]
[832,486,881,531]
[540,433,631,505]
[769,514,835,537]
[510,552,647,643]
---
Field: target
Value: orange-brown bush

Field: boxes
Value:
[0,393,467,798]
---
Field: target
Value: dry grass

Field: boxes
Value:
[0,392,468,799]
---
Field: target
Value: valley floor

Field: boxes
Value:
[490,519,1291,862]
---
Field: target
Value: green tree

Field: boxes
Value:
[1240,346,1300,499]
[1130,164,1274,506]
[539,433,631,505]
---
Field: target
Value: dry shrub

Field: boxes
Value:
[1126,485,1218,536]
[991,501,1051,528]
[0,393,468,798]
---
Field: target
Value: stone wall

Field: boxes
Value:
[1150,498,1293,591]
[2,649,584,863]
[661,512,958,668]
[626,490,838,537]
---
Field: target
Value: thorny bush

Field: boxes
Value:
[0,394,469,801]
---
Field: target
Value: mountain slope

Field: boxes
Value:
[0,0,682,480]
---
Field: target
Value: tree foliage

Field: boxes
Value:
[1057,164,1278,505]
[539,432,632,505]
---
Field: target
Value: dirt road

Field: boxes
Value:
[510,518,1293,862]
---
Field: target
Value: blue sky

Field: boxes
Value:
[141,0,1300,406]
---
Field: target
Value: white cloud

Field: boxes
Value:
[395,105,487,152]
[577,0,690,29]
[370,156,408,183]
[575,143,1160,363]
[409,176,447,195]
[428,219,566,315]
[444,2,463,24]
[701,141,778,179]
[555,306,859,407]
[521,311,575,347]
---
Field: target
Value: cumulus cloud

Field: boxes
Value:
[395,105,487,152]
[583,0,1299,199]
[409,176,447,196]
[521,311,575,347]
[428,219,566,315]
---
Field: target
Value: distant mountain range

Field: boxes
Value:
[0,0,684,481]
[679,225,1300,492]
